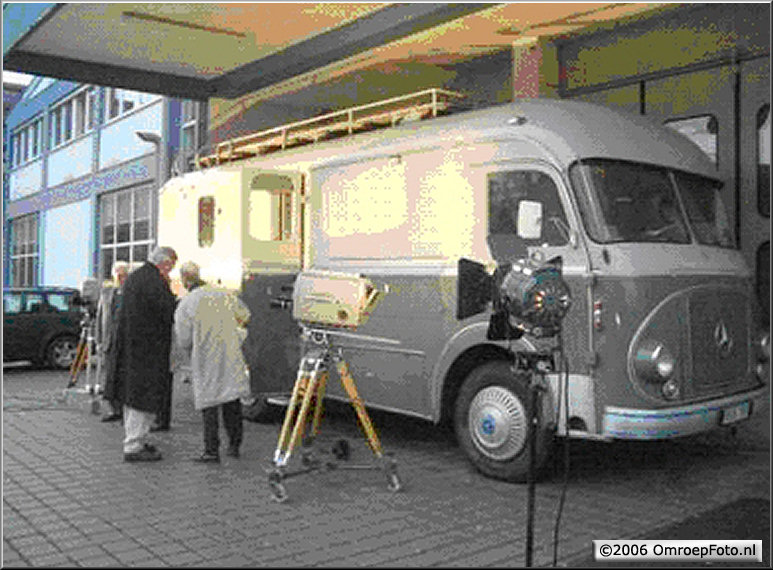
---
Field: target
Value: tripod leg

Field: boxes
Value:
[335,359,383,457]
[284,361,325,463]
[274,364,310,464]
[67,334,88,388]
[309,369,328,440]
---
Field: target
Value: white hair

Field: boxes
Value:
[179,261,201,280]
[148,246,177,265]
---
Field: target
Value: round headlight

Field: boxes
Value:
[656,358,675,378]
[634,340,677,382]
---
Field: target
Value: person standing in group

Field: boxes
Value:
[114,246,178,462]
[96,261,130,423]
[174,261,251,463]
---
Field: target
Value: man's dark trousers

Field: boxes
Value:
[202,400,243,455]
[154,372,173,429]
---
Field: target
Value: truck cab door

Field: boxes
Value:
[240,170,304,397]
[486,165,590,369]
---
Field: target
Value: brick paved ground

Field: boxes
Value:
[3,366,769,567]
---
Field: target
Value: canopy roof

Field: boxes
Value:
[3,3,669,100]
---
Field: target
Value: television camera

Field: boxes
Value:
[266,270,401,503]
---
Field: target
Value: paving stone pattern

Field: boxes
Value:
[3,367,769,567]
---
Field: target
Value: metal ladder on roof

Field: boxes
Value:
[197,87,465,168]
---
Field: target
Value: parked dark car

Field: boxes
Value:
[3,287,84,369]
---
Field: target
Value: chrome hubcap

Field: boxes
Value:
[468,386,527,460]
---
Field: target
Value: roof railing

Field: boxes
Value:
[197,88,465,168]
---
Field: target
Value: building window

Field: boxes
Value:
[180,100,204,173]
[665,115,718,166]
[105,88,159,122]
[10,214,39,287]
[198,196,215,247]
[11,116,43,167]
[99,186,154,280]
[48,86,97,150]
[758,104,770,218]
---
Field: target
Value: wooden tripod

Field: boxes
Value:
[267,330,401,502]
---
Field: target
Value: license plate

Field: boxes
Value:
[720,401,750,425]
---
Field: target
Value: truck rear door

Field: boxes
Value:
[240,169,304,396]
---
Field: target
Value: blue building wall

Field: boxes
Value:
[3,77,182,288]
[41,200,93,286]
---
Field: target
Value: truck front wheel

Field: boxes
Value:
[454,360,554,482]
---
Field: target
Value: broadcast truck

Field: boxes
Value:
[158,88,769,482]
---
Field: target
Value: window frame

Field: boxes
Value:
[48,85,97,151]
[180,99,204,173]
[98,186,155,280]
[9,214,40,287]
[487,167,572,249]
[198,196,216,247]
[248,173,297,243]
[11,115,44,167]
[104,87,160,123]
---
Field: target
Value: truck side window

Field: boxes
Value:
[198,196,215,247]
[488,170,569,246]
[249,174,295,242]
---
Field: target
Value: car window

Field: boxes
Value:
[4,294,22,315]
[47,293,71,312]
[24,293,45,313]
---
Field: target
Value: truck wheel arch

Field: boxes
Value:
[433,323,537,426]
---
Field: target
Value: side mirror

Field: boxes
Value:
[517,200,543,240]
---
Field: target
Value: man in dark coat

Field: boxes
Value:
[114,246,178,462]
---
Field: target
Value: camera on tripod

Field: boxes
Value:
[74,278,101,324]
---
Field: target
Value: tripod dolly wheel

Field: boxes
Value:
[268,469,288,503]
[384,455,402,492]
[331,438,351,461]
[387,472,402,493]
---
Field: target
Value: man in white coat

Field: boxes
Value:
[174,262,251,463]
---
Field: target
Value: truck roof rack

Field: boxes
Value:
[197,88,465,168]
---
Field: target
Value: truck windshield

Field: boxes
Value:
[570,159,733,247]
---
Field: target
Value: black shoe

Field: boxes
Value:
[101,412,122,423]
[150,424,170,432]
[124,443,162,462]
[225,446,240,458]
[193,452,220,464]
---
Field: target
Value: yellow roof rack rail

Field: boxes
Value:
[197,88,465,168]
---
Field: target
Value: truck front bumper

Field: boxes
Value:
[603,386,768,439]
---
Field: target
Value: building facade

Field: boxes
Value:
[2,79,201,288]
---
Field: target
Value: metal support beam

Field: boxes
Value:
[213,4,498,99]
